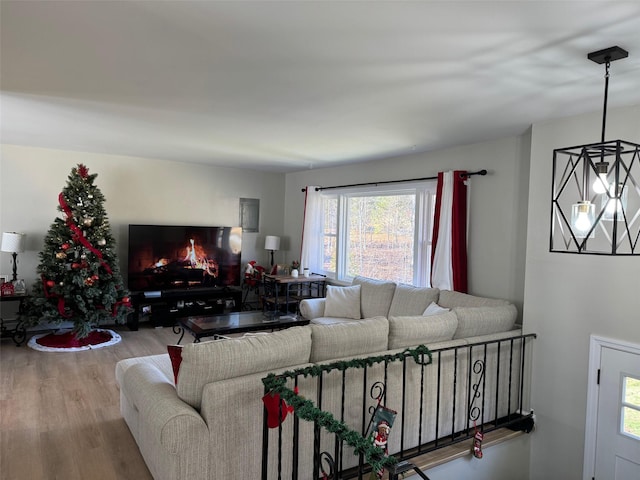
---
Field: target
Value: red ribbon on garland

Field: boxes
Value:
[58,192,112,274]
[41,275,72,318]
[112,297,132,315]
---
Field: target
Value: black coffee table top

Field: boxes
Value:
[177,311,309,343]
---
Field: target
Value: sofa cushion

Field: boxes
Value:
[352,276,396,318]
[324,284,361,319]
[452,305,517,339]
[388,312,458,349]
[388,284,440,317]
[438,290,509,308]
[310,316,389,362]
[176,326,312,409]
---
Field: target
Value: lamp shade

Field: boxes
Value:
[264,235,280,251]
[1,232,25,253]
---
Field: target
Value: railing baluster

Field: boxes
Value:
[451,347,458,441]
[292,376,299,480]
[337,369,347,475]
[277,396,283,480]
[494,342,501,424]
[508,338,514,422]
[466,345,473,435]
[313,373,324,479]
[520,337,527,417]
[481,344,487,428]
[400,357,407,457]
[434,350,442,449]
[358,365,368,480]
[262,388,269,480]
[418,351,425,450]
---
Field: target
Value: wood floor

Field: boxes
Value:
[0,323,179,480]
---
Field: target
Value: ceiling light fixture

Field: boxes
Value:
[550,46,640,255]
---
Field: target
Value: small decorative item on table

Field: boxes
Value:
[290,260,300,277]
[1,278,15,296]
[12,279,26,295]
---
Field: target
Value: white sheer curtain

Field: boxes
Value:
[300,186,323,273]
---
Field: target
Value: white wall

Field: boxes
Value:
[415,434,531,480]
[283,134,531,310]
[524,104,640,479]
[0,145,286,290]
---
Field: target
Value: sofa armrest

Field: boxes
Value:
[123,362,209,455]
[299,298,326,319]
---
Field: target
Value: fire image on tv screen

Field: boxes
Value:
[128,225,242,292]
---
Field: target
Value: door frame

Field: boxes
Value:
[583,334,640,480]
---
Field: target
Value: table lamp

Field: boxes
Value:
[264,235,280,267]
[1,232,26,282]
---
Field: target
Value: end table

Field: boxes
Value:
[0,294,28,346]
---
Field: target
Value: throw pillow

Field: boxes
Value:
[167,344,183,384]
[422,302,450,316]
[324,284,361,319]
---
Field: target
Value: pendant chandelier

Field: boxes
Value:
[551,46,640,255]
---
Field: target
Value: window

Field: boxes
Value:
[320,182,437,286]
[622,375,640,440]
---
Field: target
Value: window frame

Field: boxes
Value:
[319,181,437,286]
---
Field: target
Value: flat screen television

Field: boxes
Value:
[127,225,242,293]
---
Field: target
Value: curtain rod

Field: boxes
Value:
[301,169,487,192]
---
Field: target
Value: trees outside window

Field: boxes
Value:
[320,183,436,286]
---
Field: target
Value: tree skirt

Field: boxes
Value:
[28,329,121,352]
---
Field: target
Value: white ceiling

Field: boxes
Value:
[2,1,640,173]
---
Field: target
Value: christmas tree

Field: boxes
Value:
[24,164,131,338]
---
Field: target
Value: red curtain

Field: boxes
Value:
[431,170,468,292]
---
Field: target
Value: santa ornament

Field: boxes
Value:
[471,423,484,459]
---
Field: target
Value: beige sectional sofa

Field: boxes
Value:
[115,277,525,480]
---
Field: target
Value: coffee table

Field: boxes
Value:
[174,311,309,344]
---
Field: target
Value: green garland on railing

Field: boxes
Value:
[262,345,432,475]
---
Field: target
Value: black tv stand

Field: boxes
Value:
[128,287,242,329]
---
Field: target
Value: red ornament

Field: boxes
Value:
[122,296,130,304]
[61,243,71,250]
[46,280,56,288]
[91,274,99,281]
[72,262,81,269]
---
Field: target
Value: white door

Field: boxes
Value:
[594,346,640,479]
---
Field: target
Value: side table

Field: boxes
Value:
[0,294,28,346]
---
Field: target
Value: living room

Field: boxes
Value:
[2,2,640,479]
